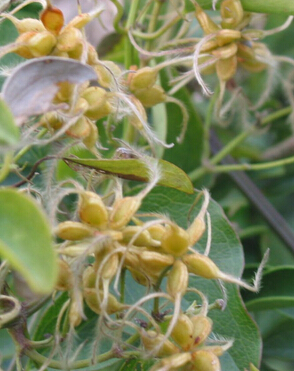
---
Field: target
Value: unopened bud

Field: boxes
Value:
[194,3,220,34]
[83,288,123,314]
[191,315,213,346]
[1,14,46,34]
[216,54,237,81]
[82,118,98,151]
[57,27,83,52]
[41,6,64,36]
[28,31,56,57]
[129,67,158,91]
[187,217,206,246]
[220,0,244,29]
[14,32,40,59]
[109,197,141,230]
[161,225,190,257]
[55,259,73,291]
[94,61,122,88]
[192,350,220,371]
[212,43,237,60]
[56,221,93,241]
[40,111,63,130]
[141,330,180,357]
[134,85,166,108]
[122,226,155,247]
[148,224,166,241]
[69,291,83,327]
[216,29,241,47]
[237,43,267,73]
[81,86,113,121]
[101,253,119,280]
[152,353,192,371]
[78,191,108,229]
[82,265,96,288]
[182,253,221,279]
[128,96,147,131]
[167,260,189,298]
[139,251,174,275]
[66,116,91,139]
[171,313,194,350]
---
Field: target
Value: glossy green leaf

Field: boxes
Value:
[185,0,294,15]
[243,267,294,311]
[0,98,19,145]
[139,187,261,371]
[63,157,194,194]
[0,189,57,294]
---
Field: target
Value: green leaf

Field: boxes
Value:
[0,189,57,294]
[139,187,261,371]
[0,98,19,145]
[184,0,294,15]
[243,266,294,311]
[63,157,194,194]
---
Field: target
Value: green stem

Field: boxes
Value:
[109,0,125,34]
[203,86,219,159]
[145,1,163,52]
[0,151,13,183]
[209,154,294,173]
[132,14,181,40]
[120,268,126,304]
[260,106,292,126]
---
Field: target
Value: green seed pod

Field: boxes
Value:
[191,315,213,346]
[129,67,158,92]
[182,253,221,279]
[78,191,108,229]
[161,225,190,257]
[109,197,141,230]
[192,350,220,371]
[56,221,94,241]
[134,85,166,108]
[141,330,180,357]
[83,288,123,314]
[171,313,194,350]
[167,260,189,298]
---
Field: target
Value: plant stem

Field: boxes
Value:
[203,86,219,159]
[145,1,163,52]
[260,106,292,126]
[109,0,125,34]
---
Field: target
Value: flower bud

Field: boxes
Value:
[129,267,150,286]
[134,85,166,108]
[40,111,63,130]
[211,43,237,60]
[78,191,108,229]
[66,116,91,139]
[83,288,123,314]
[161,225,190,257]
[1,14,46,34]
[56,221,94,241]
[187,217,206,246]
[82,118,98,151]
[14,32,39,59]
[191,315,212,346]
[147,224,166,242]
[194,3,220,35]
[152,353,192,371]
[129,67,158,92]
[82,265,96,288]
[55,259,73,291]
[57,27,83,52]
[94,61,122,88]
[216,29,241,47]
[41,6,64,36]
[182,253,221,279]
[171,313,194,350]
[69,291,83,327]
[28,31,56,57]
[237,43,267,73]
[221,0,244,29]
[101,253,119,280]
[167,260,189,298]
[128,96,147,131]
[139,251,174,275]
[122,226,155,247]
[81,86,113,121]
[141,330,180,357]
[192,350,220,371]
[109,197,141,230]
[216,55,237,81]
